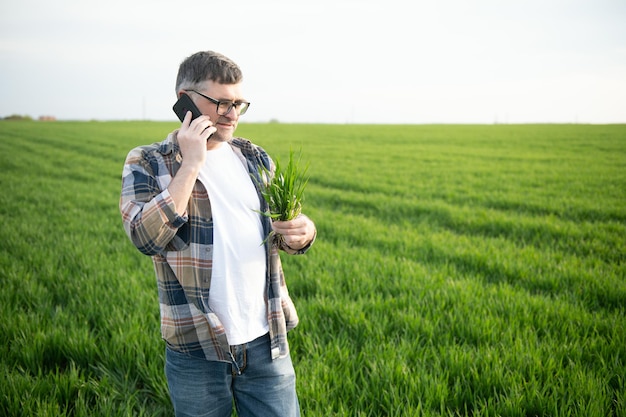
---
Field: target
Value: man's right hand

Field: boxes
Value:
[168,111,216,215]
[177,110,217,168]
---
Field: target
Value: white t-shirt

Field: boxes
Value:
[197,142,269,345]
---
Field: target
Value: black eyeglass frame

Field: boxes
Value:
[188,90,251,116]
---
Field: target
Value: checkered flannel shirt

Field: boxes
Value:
[120,131,311,362]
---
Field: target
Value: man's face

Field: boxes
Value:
[190,80,247,143]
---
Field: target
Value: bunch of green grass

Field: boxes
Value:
[257,149,309,243]
[258,148,309,221]
[255,148,310,246]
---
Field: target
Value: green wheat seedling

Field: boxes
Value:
[257,148,309,244]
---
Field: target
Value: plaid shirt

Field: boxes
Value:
[120,131,310,362]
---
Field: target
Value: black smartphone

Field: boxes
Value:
[173,93,203,122]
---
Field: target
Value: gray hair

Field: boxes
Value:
[175,51,243,94]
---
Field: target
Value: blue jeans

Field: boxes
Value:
[165,333,300,417]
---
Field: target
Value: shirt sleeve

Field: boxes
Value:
[120,147,188,255]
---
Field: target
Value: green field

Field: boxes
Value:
[1,121,624,416]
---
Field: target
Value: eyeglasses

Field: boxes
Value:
[188,90,251,116]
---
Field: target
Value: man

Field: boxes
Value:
[120,50,316,417]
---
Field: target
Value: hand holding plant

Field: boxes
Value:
[257,149,310,244]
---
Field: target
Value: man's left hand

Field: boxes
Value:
[271,214,316,250]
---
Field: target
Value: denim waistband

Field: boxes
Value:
[229,332,269,349]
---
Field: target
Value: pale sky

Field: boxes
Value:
[1,0,625,124]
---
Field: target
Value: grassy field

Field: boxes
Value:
[0,121,624,416]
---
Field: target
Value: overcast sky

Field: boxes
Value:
[1,0,625,124]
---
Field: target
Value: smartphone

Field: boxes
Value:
[173,93,203,122]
